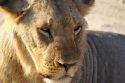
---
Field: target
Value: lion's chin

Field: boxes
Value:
[54,74,73,80]
[41,72,67,80]
[43,75,73,83]
[41,69,75,80]
[41,70,73,80]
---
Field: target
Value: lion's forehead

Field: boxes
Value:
[24,0,82,27]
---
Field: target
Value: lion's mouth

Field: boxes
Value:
[41,72,73,80]
[43,74,73,83]
[42,74,73,82]
[58,74,73,80]
[38,62,79,80]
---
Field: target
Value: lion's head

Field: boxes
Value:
[0,0,94,82]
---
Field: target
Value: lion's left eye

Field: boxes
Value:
[74,26,82,35]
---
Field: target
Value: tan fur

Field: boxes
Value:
[0,0,94,83]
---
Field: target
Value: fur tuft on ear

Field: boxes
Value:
[73,0,95,16]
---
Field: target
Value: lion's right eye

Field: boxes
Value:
[38,28,52,38]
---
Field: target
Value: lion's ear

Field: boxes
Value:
[0,0,28,20]
[73,0,95,16]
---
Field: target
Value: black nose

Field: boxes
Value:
[57,62,76,72]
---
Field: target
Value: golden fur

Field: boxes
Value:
[0,0,94,83]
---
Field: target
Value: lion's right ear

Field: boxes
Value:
[73,0,95,16]
[0,0,29,21]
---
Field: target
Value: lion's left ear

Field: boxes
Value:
[0,0,29,21]
[73,0,95,16]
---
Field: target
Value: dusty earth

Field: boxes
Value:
[0,0,125,64]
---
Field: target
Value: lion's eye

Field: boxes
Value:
[39,28,52,38]
[74,26,82,35]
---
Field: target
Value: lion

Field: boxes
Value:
[0,0,94,83]
[1,0,125,83]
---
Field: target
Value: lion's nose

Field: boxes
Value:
[57,62,76,72]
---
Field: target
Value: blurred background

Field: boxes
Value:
[86,0,125,34]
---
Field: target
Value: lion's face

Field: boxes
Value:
[0,0,94,81]
[13,0,86,80]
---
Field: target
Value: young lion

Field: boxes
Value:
[0,0,125,83]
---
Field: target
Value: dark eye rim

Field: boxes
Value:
[74,26,82,31]
[38,28,52,37]
[40,28,50,33]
